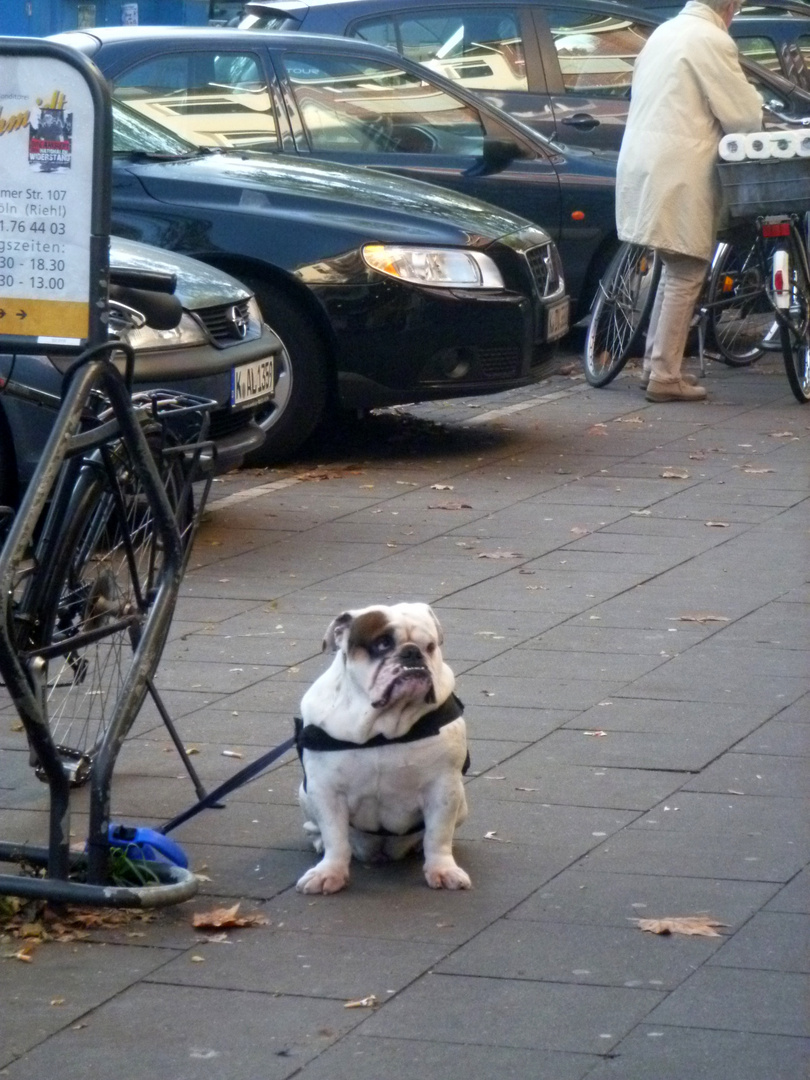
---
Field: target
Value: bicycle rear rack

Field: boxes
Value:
[0,358,214,906]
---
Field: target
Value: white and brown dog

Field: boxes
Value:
[294,602,470,895]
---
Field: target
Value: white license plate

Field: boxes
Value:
[546,299,570,341]
[231,357,274,407]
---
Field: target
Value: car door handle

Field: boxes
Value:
[561,113,600,131]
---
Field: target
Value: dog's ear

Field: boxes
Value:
[425,605,444,648]
[323,611,353,653]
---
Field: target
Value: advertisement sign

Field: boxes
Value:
[0,41,110,351]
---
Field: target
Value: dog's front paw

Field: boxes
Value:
[296,862,350,895]
[424,861,472,890]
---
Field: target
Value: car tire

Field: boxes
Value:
[241,282,329,466]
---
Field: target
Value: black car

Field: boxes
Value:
[55,26,619,316]
[237,0,810,150]
[50,87,571,464]
[0,238,280,505]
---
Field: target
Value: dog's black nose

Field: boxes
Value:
[399,644,425,667]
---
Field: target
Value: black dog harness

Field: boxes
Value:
[294,694,469,835]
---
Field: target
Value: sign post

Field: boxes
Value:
[0,38,111,354]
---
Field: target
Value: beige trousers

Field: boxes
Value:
[643,251,710,384]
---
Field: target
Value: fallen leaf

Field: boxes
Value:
[345,995,379,1009]
[14,945,35,962]
[660,468,689,480]
[614,415,645,424]
[478,550,522,559]
[484,831,512,843]
[769,431,794,438]
[10,721,24,732]
[631,510,651,516]
[586,425,608,436]
[689,451,707,460]
[50,998,66,1006]
[190,955,205,963]
[430,484,454,490]
[483,775,506,781]
[704,521,730,528]
[677,612,730,624]
[634,915,728,937]
[741,466,774,474]
[191,904,268,930]
[428,501,472,510]
[583,730,607,737]
[516,786,542,792]
[221,750,243,759]
[570,526,590,537]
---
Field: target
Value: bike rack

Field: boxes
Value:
[0,357,213,906]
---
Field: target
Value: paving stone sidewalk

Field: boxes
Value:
[0,355,808,1079]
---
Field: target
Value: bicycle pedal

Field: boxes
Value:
[33,749,92,788]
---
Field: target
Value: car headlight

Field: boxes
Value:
[362,244,505,289]
[114,312,209,350]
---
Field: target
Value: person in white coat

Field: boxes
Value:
[616,0,762,401]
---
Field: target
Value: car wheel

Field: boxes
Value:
[242,283,329,466]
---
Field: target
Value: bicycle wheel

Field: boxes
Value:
[707,239,776,366]
[780,246,810,404]
[583,243,660,387]
[24,430,192,785]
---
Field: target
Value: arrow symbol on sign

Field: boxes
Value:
[0,309,5,318]
[16,310,26,320]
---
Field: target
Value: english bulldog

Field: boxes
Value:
[294,602,471,895]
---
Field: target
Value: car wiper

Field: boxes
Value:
[116,149,203,162]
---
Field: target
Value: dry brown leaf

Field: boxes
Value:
[191,904,268,930]
[586,424,608,436]
[428,502,472,510]
[477,550,522,559]
[704,521,730,528]
[635,915,728,937]
[298,467,364,482]
[430,484,454,490]
[742,466,774,474]
[484,831,512,843]
[660,468,689,480]
[570,526,590,537]
[677,612,730,624]
[344,995,378,1009]
[614,415,645,424]
[769,431,794,438]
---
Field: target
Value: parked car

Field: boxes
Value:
[54,26,619,319]
[236,0,810,150]
[0,238,279,504]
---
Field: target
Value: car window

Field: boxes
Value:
[350,8,528,93]
[112,51,279,151]
[545,10,650,97]
[282,52,486,156]
[111,100,199,155]
[735,35,782,71]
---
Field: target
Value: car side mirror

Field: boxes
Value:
[465,137,524,178]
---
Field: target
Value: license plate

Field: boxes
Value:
[231,357,274,408]
[546,299,570,342]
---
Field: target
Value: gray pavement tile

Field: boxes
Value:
[170,800,304,850]
[0,942,180,1061]
[524,728,740,772]
[765,868,810,913]
[288,1035,598,1080]
[683,753,810,798]
[464,755,685,811]
[456,797,636,852]
[470,648,665,682]
[450,673,625,711]
[733,717,810,756]
[147,927,447,999]
[630,792,809,840]
[524,623,705,655]
[145,660,285,695]
[689,646,810,679]
[706,601,810,648]
[161,632,320,667]
[0,983,365,1080]
[358,972,664,1053]
[645,967,810,1037]
[579,828,810,883]
[172,595,267,622]
[508,868,779,928]
[167,708,300,751]
[181,843,309,900]
[616,660,808,707]
[771,693,810,721]
[568,696,778,734]
[527,547,689,575]
[708,911,809,972]
[582,1026,810,1080]
[437,917,720,988]
[461,704,577,743]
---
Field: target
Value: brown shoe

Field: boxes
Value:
[646,378,707,402]
[640,372,699,389]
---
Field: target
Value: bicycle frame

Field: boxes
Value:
[0,348,203,901]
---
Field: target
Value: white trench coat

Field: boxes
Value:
[616,1,763,261]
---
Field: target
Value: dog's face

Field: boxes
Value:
[323,602,452,712]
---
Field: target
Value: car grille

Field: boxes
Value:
[478,347,522,379]
[208,406,255,440]
[524,244,563,299]
[196,300,252,345]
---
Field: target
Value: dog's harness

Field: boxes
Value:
[294,694,469,835]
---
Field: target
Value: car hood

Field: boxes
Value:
[109,236,250,310]
[123,151,544,247]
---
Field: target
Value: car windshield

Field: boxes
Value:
[112,100,201,156]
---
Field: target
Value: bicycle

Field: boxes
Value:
[582,229,777,388]
[0,270,216,904]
